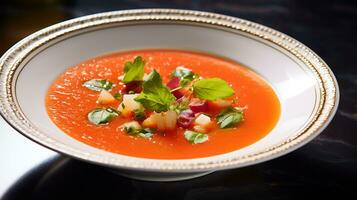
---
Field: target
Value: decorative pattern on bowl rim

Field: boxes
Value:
[0,9,338,172]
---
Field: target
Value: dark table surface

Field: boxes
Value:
[1,0,357,199]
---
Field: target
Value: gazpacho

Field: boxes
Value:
[46,49,280,159]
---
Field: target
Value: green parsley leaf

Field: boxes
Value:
[171,66,197,86]
[83,79,113,91]
[216,107,243,128]
[87,108,119,125]
[134,70,176,112]
[184,131,209,144]
[133,108,146,121]
[122,56,145,83]
[193,78,234,100]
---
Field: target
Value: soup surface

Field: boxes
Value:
[46,49,280,159]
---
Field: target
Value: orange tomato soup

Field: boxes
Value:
[46,49,280,159]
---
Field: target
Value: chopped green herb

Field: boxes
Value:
[83,79,113,91]
[171,66,194,79]
[216,107,243,128]
[128,91,135,94]
[123,56,145,84]
[134,70,176,112]
[193,78,234,100]
[113,92,122,100]
[171,66,197,86]
[87,108,119,125]
[179,78,191,87]
[124,126,155,139]
[170,97,189,114]
[124,126,138,135]
[184,131,209,144]
[137,128,156,138]
[133,108,146,121]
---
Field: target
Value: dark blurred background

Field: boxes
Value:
[1,0,357,199]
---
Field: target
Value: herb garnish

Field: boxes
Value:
[122,56,145,84]
[134,70,176,112]
[88,108,119,125]
[85,56,243,136]
[83,79,113,91]
[171,66,197,86]
[193,78,234,100]
[184,131,209,144]
[133,108,146,121]
[216,106,243,128]
[125,127,155,138]
[171,97,190,114]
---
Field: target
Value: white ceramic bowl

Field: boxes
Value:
[0,9,339,181]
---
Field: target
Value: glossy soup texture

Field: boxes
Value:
[46,49,280,159]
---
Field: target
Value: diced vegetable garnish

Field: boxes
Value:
[193,114,212,133]
[154,110,177,131]
[216,107,243,128]
[88,108,119,125]
[155,114,165,131]
[122,81,142,94]
[134,70,176,112]
[119,94,143,111]
[164,110,178,130]
[194,114,212,127]
[167,77,180,90]
[172,90,184,99]
[141,109,180,131]
[83,79,113,91]
[118,104,131,118]
[177,109,195,128]
[122,56,145,83]
[113,92,122,100]
[118,94,143,117]
[167,77,183,99]
[193,78,234,100]
[184,131,208,144]
[83,56,244,141]
[189,99,208,113]
[142,115,157,128]
[97,90,116,104]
